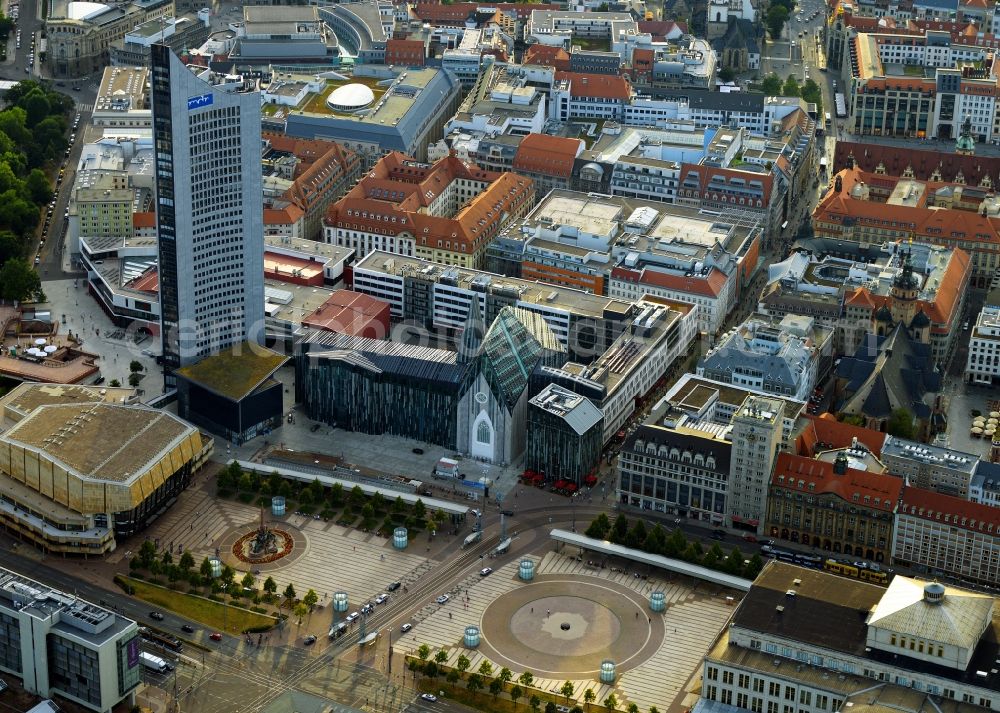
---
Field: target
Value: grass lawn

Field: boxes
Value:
[123,577,278,634]
[902,65,924,77]
[573,37,611,52]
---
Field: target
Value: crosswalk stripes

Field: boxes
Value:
[76,102,93,112]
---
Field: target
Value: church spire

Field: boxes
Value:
[458,297,485,364]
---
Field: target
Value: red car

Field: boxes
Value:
[209,633,222,641]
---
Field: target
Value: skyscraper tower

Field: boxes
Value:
[727,394,783,535]
[151,45,264,386]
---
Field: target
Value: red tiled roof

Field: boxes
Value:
[132,212,156,229]
[411,2,477,21]
[512,134,582,178]
[834,140,1000,187]
[806,413,887,457]
[772,452,902,512]
[302,289,391,339]
[325,152,534,253]
[524,44,571,69]
[610,265,729,297]
[899,486,1000,534]
[264,206,304,225]
[555,71,631,100]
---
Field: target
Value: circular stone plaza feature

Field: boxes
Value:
[478,578,664,677]
[325,83,375,111]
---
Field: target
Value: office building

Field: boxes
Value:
[150,46,265,382]
[525,384,604,485]
[727,395,783,533]
[0,567,142,712]
[0,383,210,553]
[893,486,1000,587]
[969,461,1000,508]
[766,451,901,561]
[700,562,1000,713]
[967,301,1000,385]
[109,12,211,67]
[880,436,978,498]
[350,251,637,363]
[698,315,833,401]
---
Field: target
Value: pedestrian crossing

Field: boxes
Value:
[76,102,93,112]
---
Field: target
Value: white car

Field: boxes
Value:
[345,611,360,623]
[420,694,438,702]
[436,594,450,604]
[374,593,389,605]
[479,567,493,577]
[400,623,412,633]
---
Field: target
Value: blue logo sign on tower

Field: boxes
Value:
[187,93,213,111]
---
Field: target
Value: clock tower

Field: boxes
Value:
[727,395,783,535]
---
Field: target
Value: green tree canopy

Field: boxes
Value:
[782,75,801,97]
[886,408,915,438]
[0,258,38,302]
[766,5,789,39]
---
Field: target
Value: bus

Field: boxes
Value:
[834,93,848,118]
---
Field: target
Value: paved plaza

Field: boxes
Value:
[395,551,736,712]
[112,480,432,615]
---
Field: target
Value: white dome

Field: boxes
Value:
[325,83,375,111]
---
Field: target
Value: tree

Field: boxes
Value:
[766,4,789,39]
[478,660,493,678]
[628,704,640,713]
[24,168,52,204]
[417,644,431,661]
[561,680,575,702]
[585,513,611,539]
[392,495,406,514]
[724,547,745,575]
[138,540,157,567]
[584,688,596,710]
[744,553,765,579]
[109,379,121,388]
[626,519,647,549]
[128,373,142,388]
[650,708,661,713]
[293,602,308,625]
[413,499,427,520]
[423,661,439,679]
[303,589,319,611]
[350,485,366,506]
[760,73,784,95]
[457,654,471,673]
[499,667,513,685]
[546,703,558,713]
[530,695,542,713]
[610,514,629,544]
[886,408,915,439]
[604,694,619,711]
[511,685,524,708]
[447,669,461,684]
[179,551,195,572]
[466,673,484,695]
[682,541,703,563]
[283,583,297,607]
[161,550,172,566]
[263,576,278,595]
[718,66,736,83]
[199,557,213,580]
[801,78,823,113]
[129,360,143,373]
[435,649,448,664]
[0,258,41,302]
[241,572,255,590]
[519,671,535,688]
[490,678,504,700]
[220,565,235,585]
[782,75,801,97]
